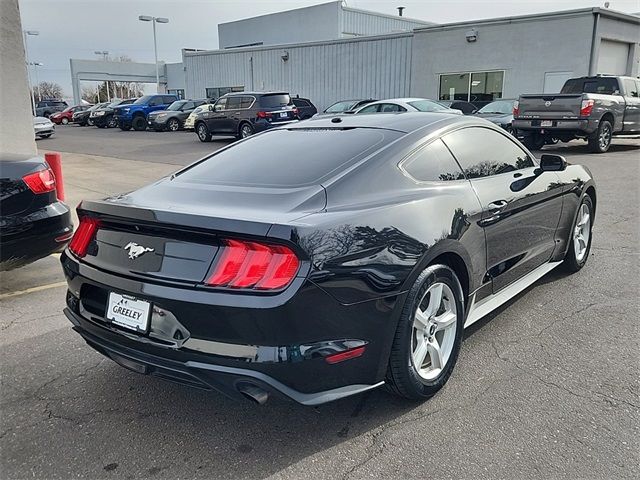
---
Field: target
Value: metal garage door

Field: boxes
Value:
[598,40,630,75]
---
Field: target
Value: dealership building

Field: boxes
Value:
[71,1,640,108]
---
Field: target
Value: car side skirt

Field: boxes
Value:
[464,260,562,328]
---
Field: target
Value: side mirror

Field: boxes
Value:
[539,154,567,172]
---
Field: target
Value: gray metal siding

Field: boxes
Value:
[340,9,431,36]
[185,34,413,110]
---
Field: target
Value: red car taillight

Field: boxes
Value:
[205,239,300,290]
[580,99,594,117]
[512,100,519,117]
[68,217,100,258]
[292,107,299,116]
[22,168,56,194]
[256,111,272,119]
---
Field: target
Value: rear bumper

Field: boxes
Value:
[0,202,72,270]
[254,119,298,133]
[65,307,382,405]
[513,118,596,134]
[60,253,393,404]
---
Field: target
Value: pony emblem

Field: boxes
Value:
[124,242,154,259]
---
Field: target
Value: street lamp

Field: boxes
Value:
[28,62,43,102]
[138,15,169,93]
[94,50,111,101]
[23,30,39,115]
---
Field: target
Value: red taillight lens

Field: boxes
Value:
[292,107,299,116]
[512,100,519,117]
[580,99,594,117]
[256,111,272,119]
[22,168,56,194]
[206,239,299,290]
[68,217,100,258]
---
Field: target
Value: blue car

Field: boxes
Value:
[114,94,178,131]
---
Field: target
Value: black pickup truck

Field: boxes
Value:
[513,75,640,153]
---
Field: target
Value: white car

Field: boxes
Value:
[33,116,55,139]
[354,98,463,115]
[184,104,209,130]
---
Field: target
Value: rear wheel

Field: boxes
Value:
[563,195,593,273]
[107,116,117,128]
[588,120,612,153]
[386,264,464,400]
[238,122,254,139]
[87,117,94,126]
[196,123,212,142]
[167,118,180,132]
[132,116,147,131]
[61,117,69,125]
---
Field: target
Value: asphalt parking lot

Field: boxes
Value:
[1,126,639,479]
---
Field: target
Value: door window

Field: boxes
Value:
[240,96,254,109]
[623,79,639,98]
[442,127,535,178]
[401,139,465,182]
[358,104,379,113]
[214,98,227,111]
[378,103,406,112]
[226,97,242,110]
[148,97,163,106]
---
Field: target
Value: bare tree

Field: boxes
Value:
[33,81,63,100]
[81,85,98,103]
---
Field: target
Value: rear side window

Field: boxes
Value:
[240,96,254,108]
[623,79,639,98]
[402,139,464,182]
[442,127,535,178]
[293,99,310,107]
[358,104,379,113]
[176,128,399,187]
[561,77,620,95]
[259,94,291,108]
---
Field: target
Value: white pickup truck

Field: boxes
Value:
[513,75,640,153]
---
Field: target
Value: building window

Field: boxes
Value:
[439,71,504,104]
[168,89,185,99]
[205,86,244,100]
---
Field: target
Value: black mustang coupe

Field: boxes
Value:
[61,113,595,405]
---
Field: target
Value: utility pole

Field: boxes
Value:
[138,16,169,93]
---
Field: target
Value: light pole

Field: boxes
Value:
[23,30,39,115]
[28,62,43,102]
[138,15,169,93]
[94,50,111,101]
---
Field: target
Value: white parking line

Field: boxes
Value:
[0,281,67,300]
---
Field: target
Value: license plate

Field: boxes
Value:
[106,292,151,333]
[279,112,288,118]
[541,120,553,127]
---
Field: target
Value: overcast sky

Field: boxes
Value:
[19,0,640,97]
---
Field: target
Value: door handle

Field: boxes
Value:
[487,200,508,211]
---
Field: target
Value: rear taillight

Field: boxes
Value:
[512,100,519,117]
[580,99,595,117]
[292,107,299,116]
[205,239,300,290]
[68,217,100,258]
[256,111,272,119]
[22,168,56,194]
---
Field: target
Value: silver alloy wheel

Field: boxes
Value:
[241,124,253,138]
[599,123,612,150]
[168,119,179,131]
[573,203,591,262]
[411,282,458,380]
[61,117,69,125]
[197,124,207,140]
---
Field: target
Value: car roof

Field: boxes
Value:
[222,91,288,97]
[286,111,485,134]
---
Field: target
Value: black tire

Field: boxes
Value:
[107,116,117,128]
[237,122,254,139]
[587,119,612,153]
[167,118,180,132]
[196,122,212,142]
[132,116,147,131]
[87,118,94,126]
[523,133,545,151]
[119,125,131,131]
[385,264,465,400]
[563,195,594,273]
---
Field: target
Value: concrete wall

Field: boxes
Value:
[410,11,595,100]
[184,33,412,110]
[0,0,37,156]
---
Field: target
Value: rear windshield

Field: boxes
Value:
[561,77,620,95]
[175,128,398,187]
[325,101,357,113]
[168,101,187,111]
[408,100,448,112]
[259,94,292,108]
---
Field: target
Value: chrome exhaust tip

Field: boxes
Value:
[237,382,269,405]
